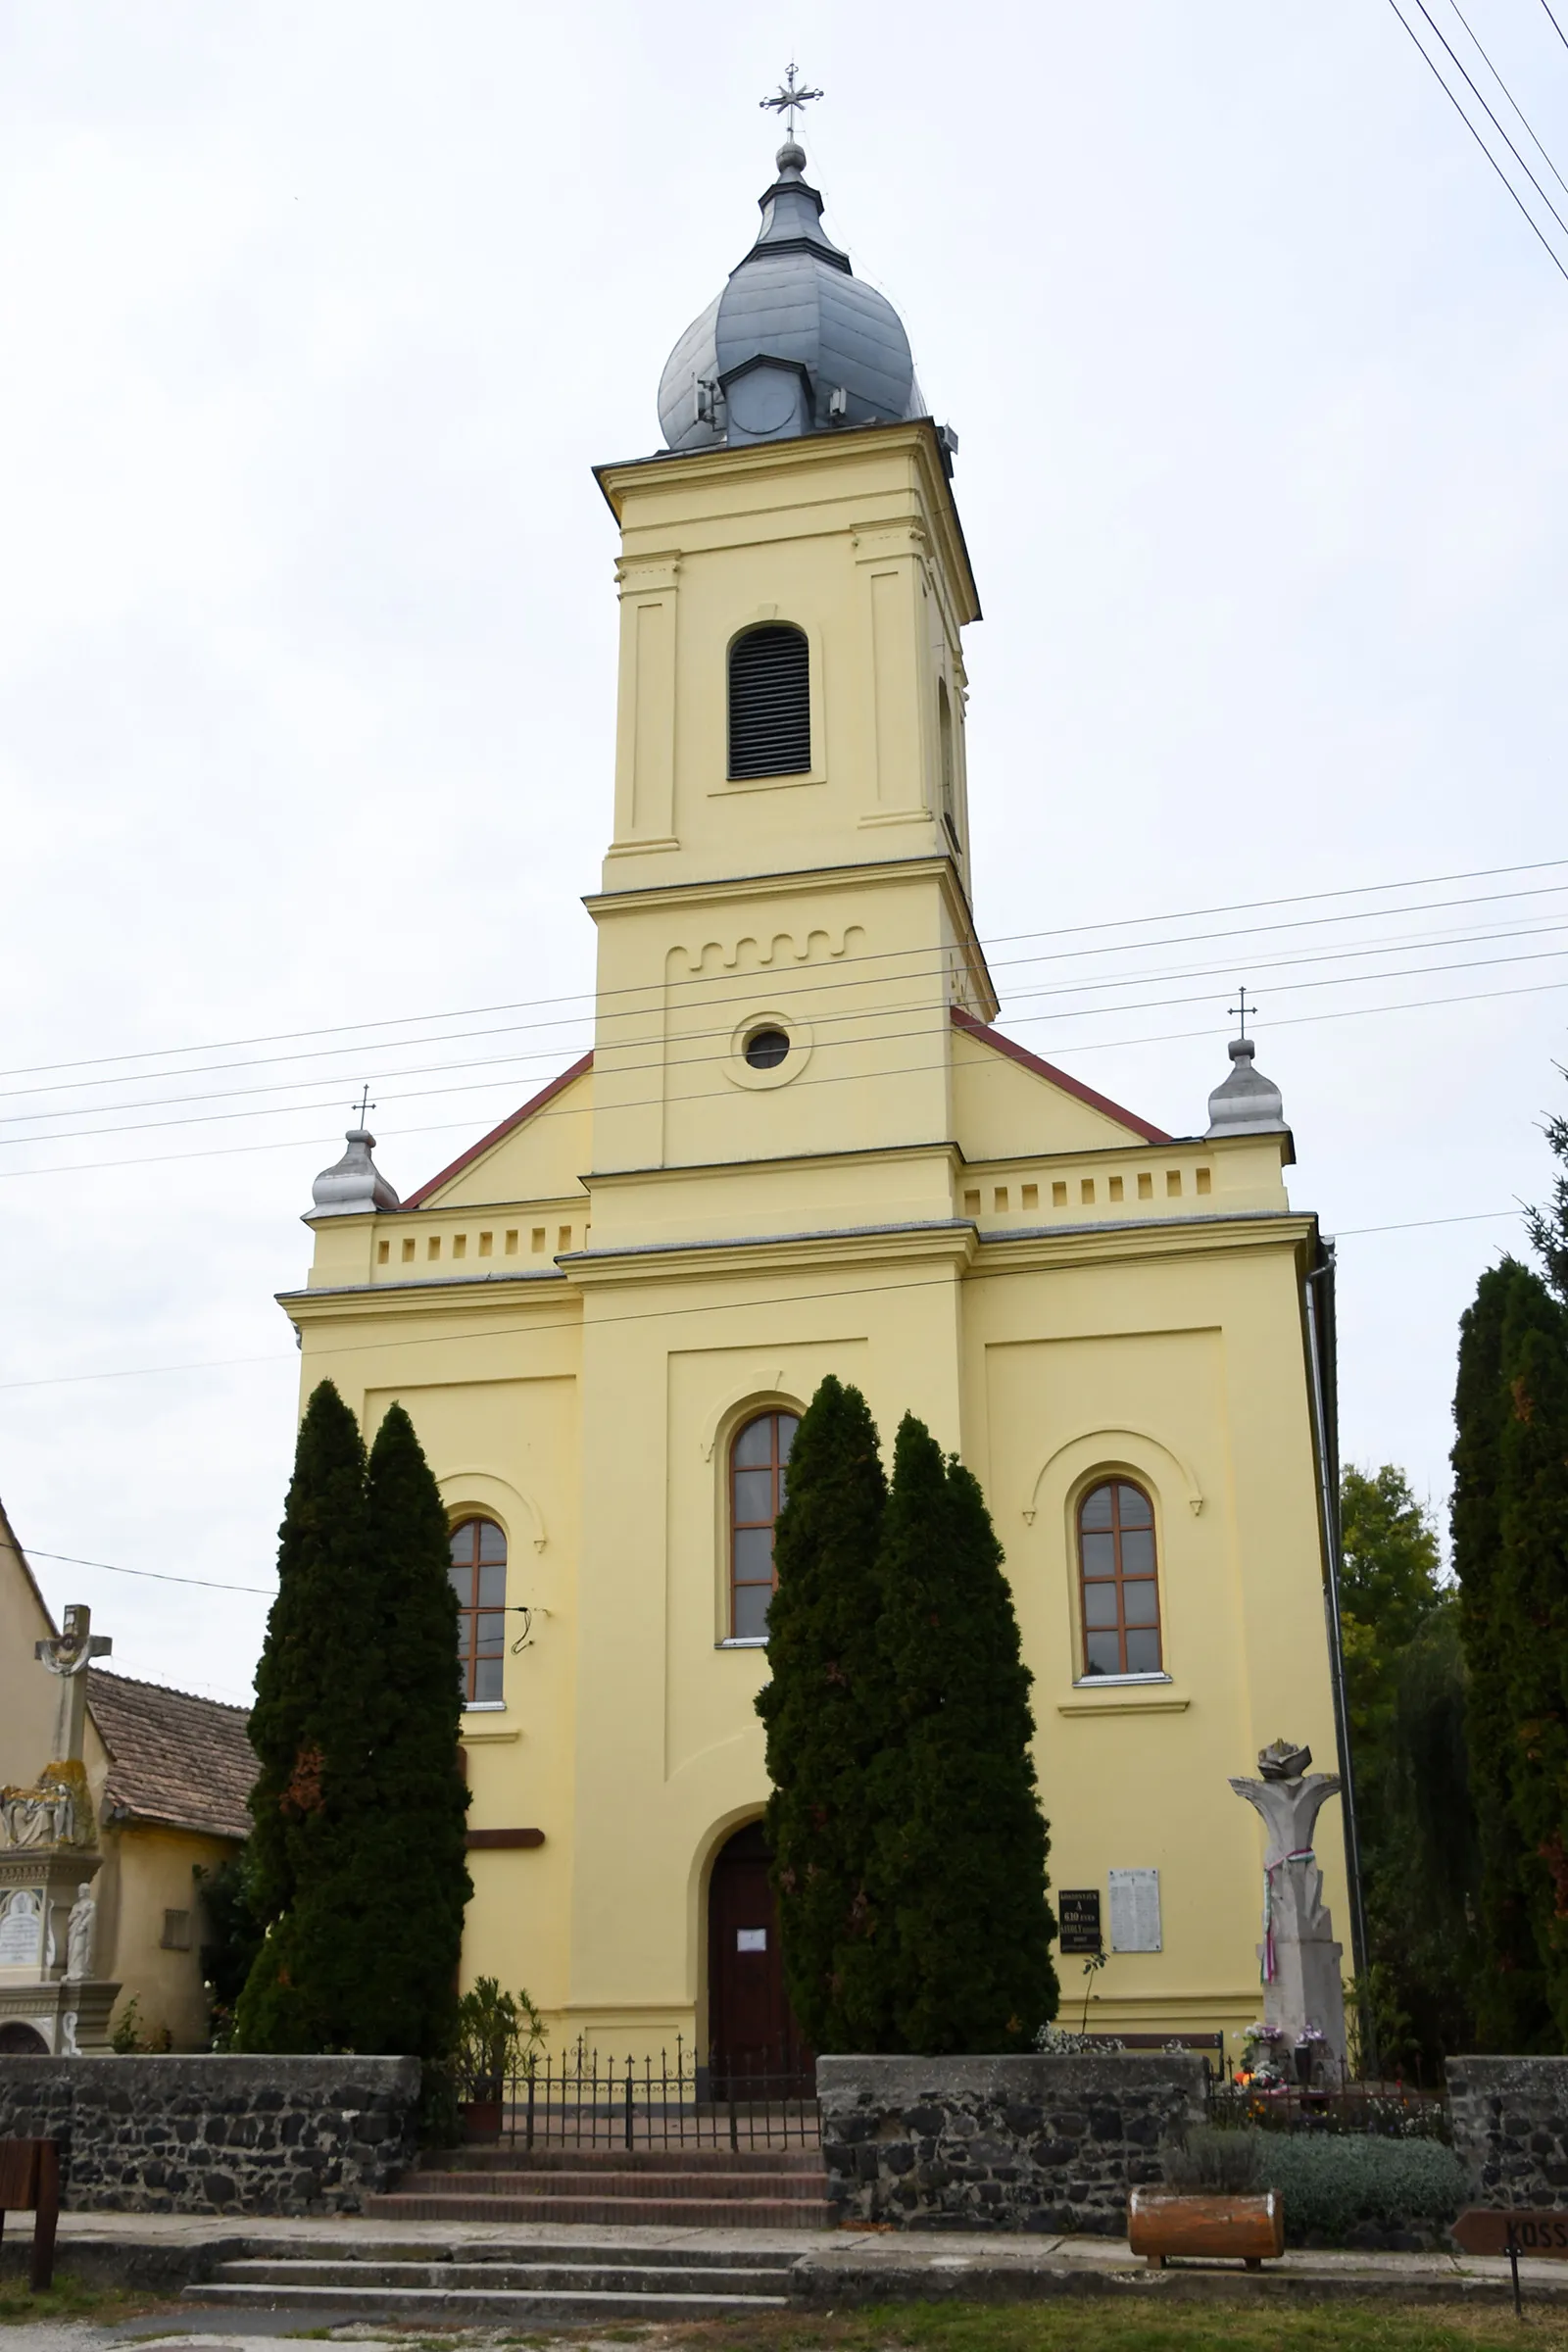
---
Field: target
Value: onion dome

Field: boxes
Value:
[310,1128,399,1217]
[1204,1035,1289,1139]
[658,141,924,451]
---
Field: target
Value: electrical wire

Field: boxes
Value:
[1386,0,1568,284]
[3,854,1566,1092]
[1,966,1566,1186]
[1447,0,1568,197]
[1411,0,1568,237]
[0,1203,1532,1406]
[6,877,1567,1115]
[1545,0,1568,58]
[1,930,1566,1155]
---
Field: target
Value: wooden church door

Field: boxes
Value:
[706,1819,809,2084]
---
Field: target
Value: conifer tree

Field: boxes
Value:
[870,1415,1058,2052]
[355,1401,472,2059]
[237,1380,380,2051]
[1453,1263,1555,2049]
[755,1376,889,2051]
[1494,1272,1568,2038]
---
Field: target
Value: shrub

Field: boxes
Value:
[1257,2133,1467,2245]
[1161,2126,1262,2194]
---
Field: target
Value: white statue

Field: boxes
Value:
[65,1883,95,1981]
[60,2010,79,2057]
[1229,1737,1348,2083]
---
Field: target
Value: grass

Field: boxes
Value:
[0,2273,178,2328]
[677,2308,1568,2352]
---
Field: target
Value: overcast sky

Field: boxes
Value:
[1,1,1565,1705]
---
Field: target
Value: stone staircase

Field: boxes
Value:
[186,2240,800,2324]
[363,2143,833,2230]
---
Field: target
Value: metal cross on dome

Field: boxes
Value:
[352,1085,374,1127]
[760,63,823,138]
[1229,987,1257,1040]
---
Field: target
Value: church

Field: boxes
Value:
[285,126,1350,2065]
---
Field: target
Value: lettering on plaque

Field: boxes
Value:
[1108,1867,1162,1953]
[1058,1888,1103,1954]
[0,1888,45,1968]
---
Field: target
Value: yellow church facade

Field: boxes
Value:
[281,137,1349,2063]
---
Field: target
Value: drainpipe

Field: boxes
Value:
[1304,1242,1374,2073]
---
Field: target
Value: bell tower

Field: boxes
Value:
[586,139,996,1210]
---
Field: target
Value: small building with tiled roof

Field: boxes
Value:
[0,1515,253,2050]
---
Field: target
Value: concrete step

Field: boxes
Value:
[186,2281,788,2322]
[363,2189,832,2228]
[402,2166,826,2199]
[446,2143,822,2174]
[200,2257,795,2297]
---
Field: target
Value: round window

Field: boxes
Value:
[743,1027,790,1071]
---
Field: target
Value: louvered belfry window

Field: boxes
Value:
[728,624,810,780]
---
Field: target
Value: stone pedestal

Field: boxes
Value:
[0,1788,118,2053]
[1230,1741,1347,2083]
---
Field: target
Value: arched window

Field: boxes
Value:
[730,1410,800,1639]
[938,677,958,843]
[449,1517,507,1703]
[728,624,809,780]
[1077,1481,1161,1678]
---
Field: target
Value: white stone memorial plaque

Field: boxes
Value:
[736,1928,767,1952]
[0,1888,44,1967]
[1108,1868,1161,1952]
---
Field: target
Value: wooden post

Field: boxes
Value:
[0,2139,62,2294]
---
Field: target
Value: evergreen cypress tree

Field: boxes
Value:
[355,1401,472,2058]
[755,1376,889,2051]
[237,1380,380,2051]
[1494,1272,1568,2039]
[1453,1263,1554,2049]
[870,1415,1058,2052]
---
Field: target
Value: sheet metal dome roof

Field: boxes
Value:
[658,141,923,452]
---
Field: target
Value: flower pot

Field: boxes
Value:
[1128,2187,1285,2270]
[461,2098,503,2144]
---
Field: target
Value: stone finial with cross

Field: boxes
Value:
[760,63,823,139]
[34,1604,112,1766]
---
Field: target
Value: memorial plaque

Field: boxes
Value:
[1058,1889,1102,1954]
[1453,2208,1568,2257]
[1108,1867,1162,1953]
[0,1889,43,1969]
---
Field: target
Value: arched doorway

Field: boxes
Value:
[0,2022,49,2053]
[706,1820,809,2086]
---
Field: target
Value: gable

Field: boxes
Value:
[405,1054,594,1211]
[950,1008,1171,1161]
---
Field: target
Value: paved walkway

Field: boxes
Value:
[4,2208,1568,2329]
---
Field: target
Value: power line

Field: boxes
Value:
[4,896,1564,1137]
[3,853,1566,1092]
[0,1200,1534,1405]
[1544,0,1568,60]
[1,1538,270,1597]
[6,876,1566,1116]
[1386,0,1568,284]
[1447,0,1568,198]
[1,965,1566,1187]
[1411,0,1568,236]
[1,929,1565,1155]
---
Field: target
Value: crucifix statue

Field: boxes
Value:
[35,1604,112,1768]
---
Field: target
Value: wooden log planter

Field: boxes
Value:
[1128,2185,1285,2270]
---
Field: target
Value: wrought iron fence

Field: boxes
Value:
[461,2035,819,2152]
[1207,2069,1449,2139]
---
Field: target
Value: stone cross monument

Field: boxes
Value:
[0,1603,121,2053]
[1229,1737,1348,2084]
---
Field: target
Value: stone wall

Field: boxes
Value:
[816,2051,1206,2233]
[0,2054,420,2214]
[1447,2056,1568,2210]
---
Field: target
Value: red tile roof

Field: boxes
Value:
[89,1671,254,1842]
[403,1053,594,1208]
[951,1006,1172,1144]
